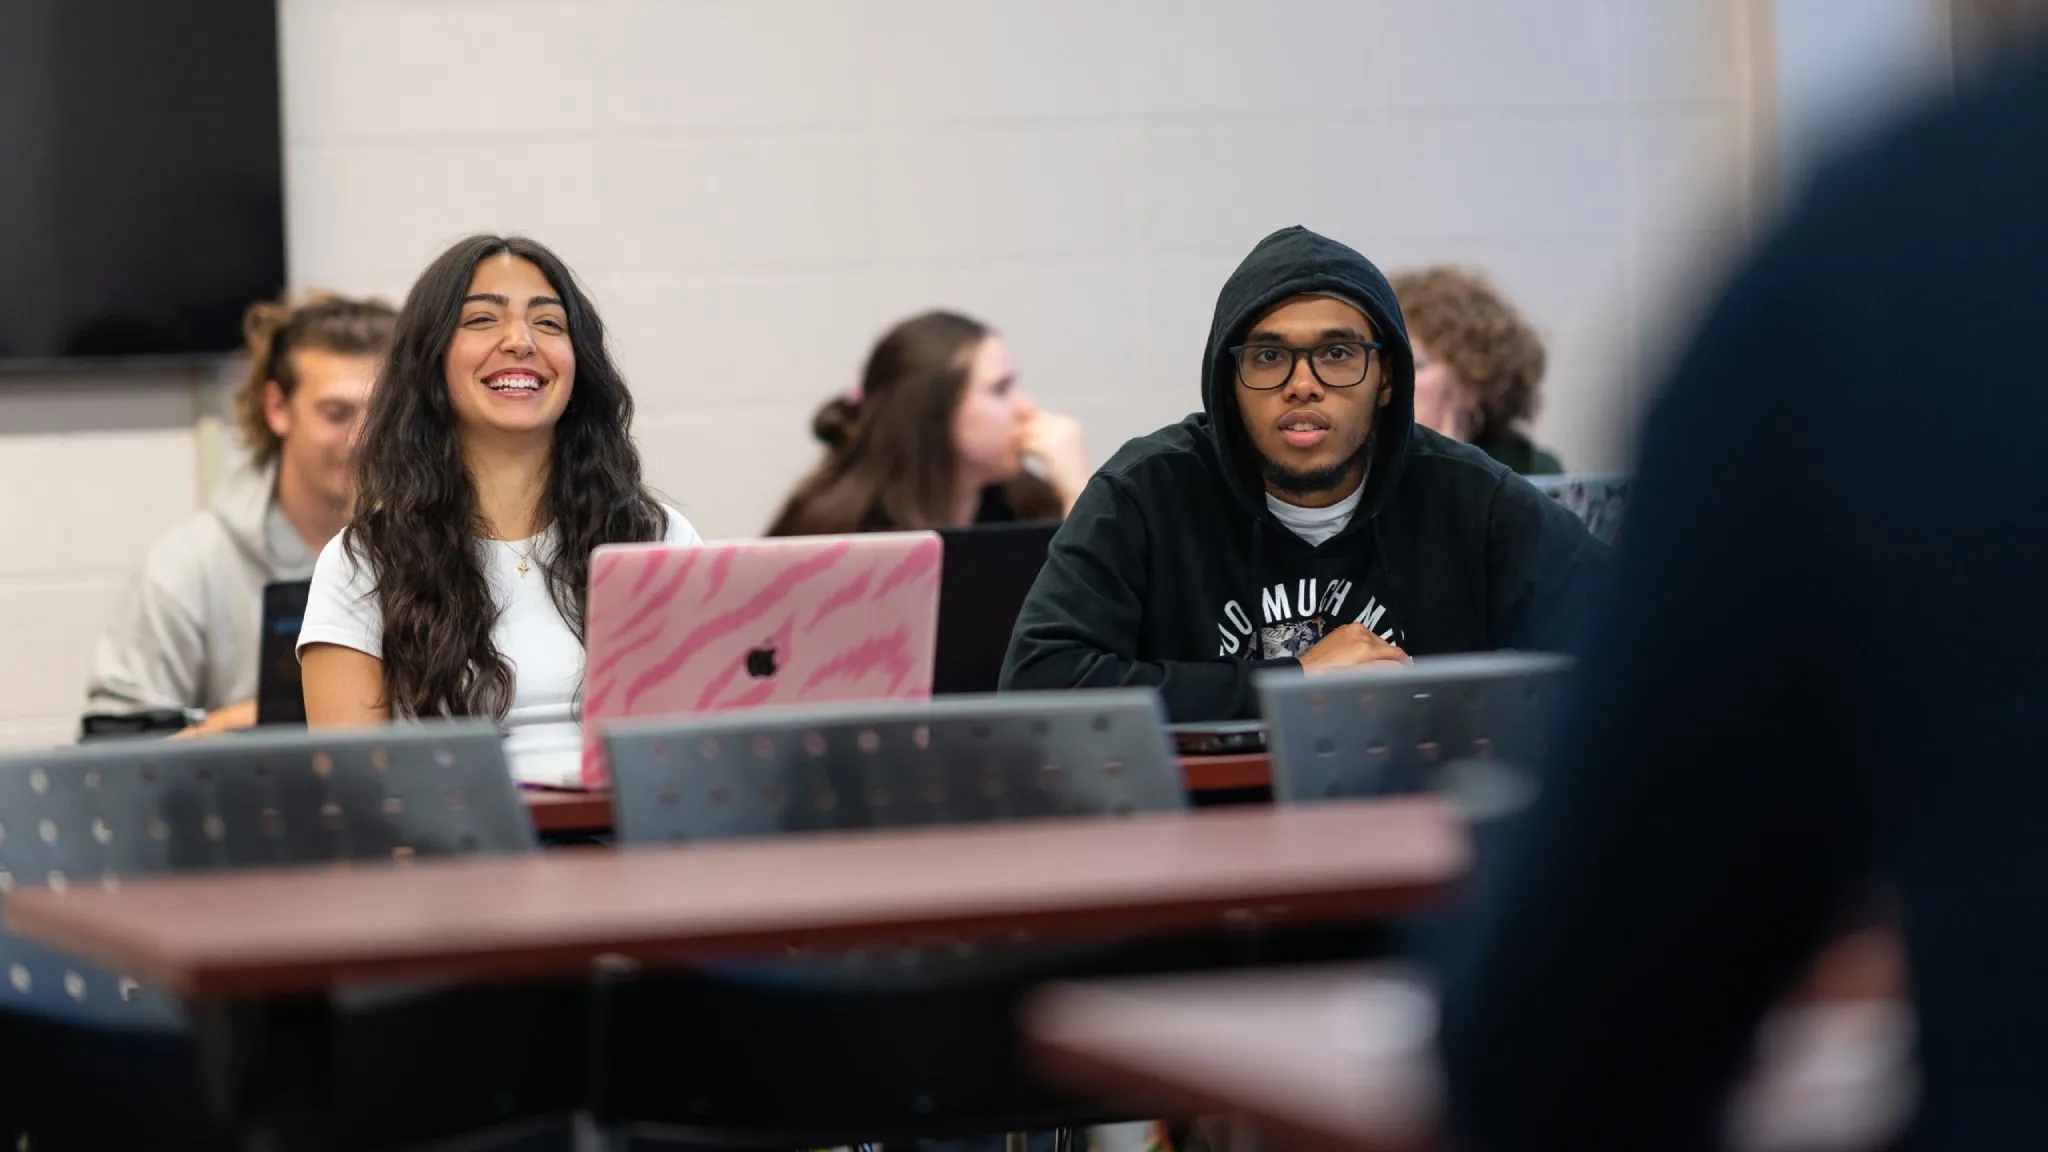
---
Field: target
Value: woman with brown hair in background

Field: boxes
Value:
[767,310,1093,536]
[1390,265,1566,476]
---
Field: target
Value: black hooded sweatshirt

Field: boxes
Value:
[999,225,1602,722]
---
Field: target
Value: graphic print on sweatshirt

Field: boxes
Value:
[1213,576,1404,658]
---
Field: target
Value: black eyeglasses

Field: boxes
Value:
[1229,341,1383,390]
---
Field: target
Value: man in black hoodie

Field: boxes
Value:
[999,226,1601,721]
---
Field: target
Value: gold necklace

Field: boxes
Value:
[505,536,541,579]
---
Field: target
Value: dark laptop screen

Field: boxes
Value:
[256,579,312,725]
[933,522,1058,695]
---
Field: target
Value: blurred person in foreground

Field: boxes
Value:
[1441,30,2048,1152]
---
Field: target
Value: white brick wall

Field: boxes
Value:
[0,0,1756,748]
[0,378,203,748]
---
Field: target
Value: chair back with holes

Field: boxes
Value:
[604,689,1185,845]
[0,721,530,1030]
[1527,473,1630,545]
[1257,653,1574,807]
[591,690,1187,1142]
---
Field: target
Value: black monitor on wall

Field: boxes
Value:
[0,0,286,372]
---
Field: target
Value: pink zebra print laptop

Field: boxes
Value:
[576,531,944,789]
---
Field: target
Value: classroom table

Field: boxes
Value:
[1029,965,1438,1152]
[5,799,1461,1150]
[1025,938,1916,1152]
[1176,752,1274,793]
[520,785,615,834]
[522,751,1279,836]
[6,797,1459,998]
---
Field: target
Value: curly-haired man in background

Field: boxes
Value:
[1390,265,1565,476]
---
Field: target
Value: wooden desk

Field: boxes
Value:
[522,753,1278,836]
[6,798,1461,1000]
[1027,962,1916,1152]
[1029,966,1438,1152]
[1178,752,1273,793]
[521,786,614,834]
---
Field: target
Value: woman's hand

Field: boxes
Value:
[1019,410,1091,514]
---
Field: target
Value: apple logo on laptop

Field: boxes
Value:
[744,642,779,679]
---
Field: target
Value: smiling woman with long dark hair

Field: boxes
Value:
[295,234,699,784]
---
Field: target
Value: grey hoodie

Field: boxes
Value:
[84,462,317,714]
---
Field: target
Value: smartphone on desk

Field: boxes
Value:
[1169,720,1267,755]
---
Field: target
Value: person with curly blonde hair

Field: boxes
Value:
[85,290,396,733]
[1389,265,1565,475]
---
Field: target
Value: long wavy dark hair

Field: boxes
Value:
[343,235,665,720]
[767,310,1058,536]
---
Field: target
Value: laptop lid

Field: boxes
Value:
[932,521,1057,695]
[255,579,312,726]
[580,531,943,787]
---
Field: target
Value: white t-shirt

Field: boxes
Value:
[1265,484,1365,547]
[296,506,702,786]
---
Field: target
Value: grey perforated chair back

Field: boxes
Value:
[0,721,530,1030]
[594,693,1180,1149]
[604,688,1182,989]
[604,689,1185,843]
[1257,653,1573,814]
[1528,472,1630,545]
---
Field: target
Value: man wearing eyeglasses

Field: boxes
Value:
[1000,225,1601,721]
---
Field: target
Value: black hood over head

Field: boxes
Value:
[1201,225,1416,525]
[1002,225,1602,723]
